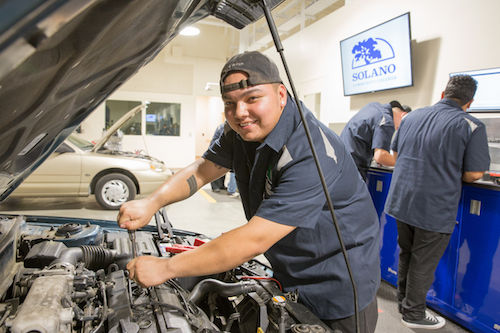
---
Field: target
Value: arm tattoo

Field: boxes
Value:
[187,175,197,196]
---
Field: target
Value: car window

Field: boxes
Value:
[67,135,94,151]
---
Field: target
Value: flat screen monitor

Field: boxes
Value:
[450,67,500,112]
[146,114,156,122]
[340,13,413,96]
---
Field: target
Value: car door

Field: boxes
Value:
[14,142,83,196]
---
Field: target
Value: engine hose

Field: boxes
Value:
[49,247,83,268]
[187,279,261,305]
[80,245,117,271]
[49,246,119,271]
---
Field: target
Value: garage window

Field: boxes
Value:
[146,102,181,136]
[105,100,142,135]
[105,100,181,136]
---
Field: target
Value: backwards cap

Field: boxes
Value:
[389,100,404,111]
[220,51,282,94]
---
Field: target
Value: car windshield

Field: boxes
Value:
[67,134,95,150]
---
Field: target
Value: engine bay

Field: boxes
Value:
[0,212,330,333]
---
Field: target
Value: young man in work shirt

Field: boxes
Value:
[385,75,490,329]
[118,51,381,333]
[340,101,409,180]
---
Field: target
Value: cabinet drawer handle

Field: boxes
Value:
[470,199,481,216]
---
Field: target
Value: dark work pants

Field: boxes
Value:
[396,220,451,321]
[210,175,225,190]
[322,297,378,333]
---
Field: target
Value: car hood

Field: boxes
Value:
[92,103,145,153]
[0,0,283,203]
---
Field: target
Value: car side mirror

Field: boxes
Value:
[55,143,74,154]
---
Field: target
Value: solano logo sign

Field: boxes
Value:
[340,13,412,96]
[351,37,396,81]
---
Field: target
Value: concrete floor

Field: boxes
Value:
[0,183,472,333]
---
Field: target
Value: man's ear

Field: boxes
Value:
[278,84,287,103]
[464,99,474,110]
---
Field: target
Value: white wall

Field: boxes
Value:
[195,96,225,158]
[78,46,228,169]
[81,90,196,169]
[78,0,500,169]
[263,0,500,127]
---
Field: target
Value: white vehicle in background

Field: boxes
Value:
[11,105,172,209]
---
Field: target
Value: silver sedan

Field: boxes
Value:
[11,134,172,210]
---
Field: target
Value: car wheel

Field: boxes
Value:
[95,173,136,210]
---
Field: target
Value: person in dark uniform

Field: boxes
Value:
[340,101,409,180]
[384,75,490,329]
[209,124,226,192]
[118,51,381,333]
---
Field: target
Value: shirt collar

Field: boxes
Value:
[439,98,463,110]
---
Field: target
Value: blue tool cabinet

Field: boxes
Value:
[367,169,500,333]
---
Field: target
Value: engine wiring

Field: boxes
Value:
[239,276,282,291]
[89,281,108,333]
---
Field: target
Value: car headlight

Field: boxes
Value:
[150,162,165,172]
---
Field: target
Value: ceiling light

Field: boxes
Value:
[205,82,220,91]
[180,27,200,36]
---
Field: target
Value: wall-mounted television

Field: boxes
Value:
[340,13,413,96]
[146,114,156,122]
[450,67,500,112]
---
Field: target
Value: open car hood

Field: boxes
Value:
[0,0,284,202]
[92,103,145,152]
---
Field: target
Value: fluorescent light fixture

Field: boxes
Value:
[180,27,200,36]
[205,82,220,91]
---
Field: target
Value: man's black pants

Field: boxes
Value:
[396,220,451,321]
[322,297,378,333]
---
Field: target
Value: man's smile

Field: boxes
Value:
[239,121,256,128]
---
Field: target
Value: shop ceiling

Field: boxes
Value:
[199,0,345,52]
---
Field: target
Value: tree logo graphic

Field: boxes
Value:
[351,37,395,69]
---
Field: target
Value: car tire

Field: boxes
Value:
[95,173,136,210]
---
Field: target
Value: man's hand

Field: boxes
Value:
[462,171,485,183]
[117,198,158,230]
[127,256,169,287]
[374,148,396,167]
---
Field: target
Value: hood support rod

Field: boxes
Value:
[255,1,360,331]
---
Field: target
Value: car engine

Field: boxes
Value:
[0,212,330,333]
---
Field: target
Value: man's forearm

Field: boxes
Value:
[163,229,260,279]
[163,217,296,279]
[125,227,262,287]
[148,158,227,209]
[127,215,297,287]
[462,171,485,183]
[374,148,396,166]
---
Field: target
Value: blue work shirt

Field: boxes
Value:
[210,123,224,145]
[203,97,380,320]
[384,98,490,233]
[340,102,395,179]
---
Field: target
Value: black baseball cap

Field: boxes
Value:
[389,100,404,111]
[220,51,282,94]
[402,104,412,112]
